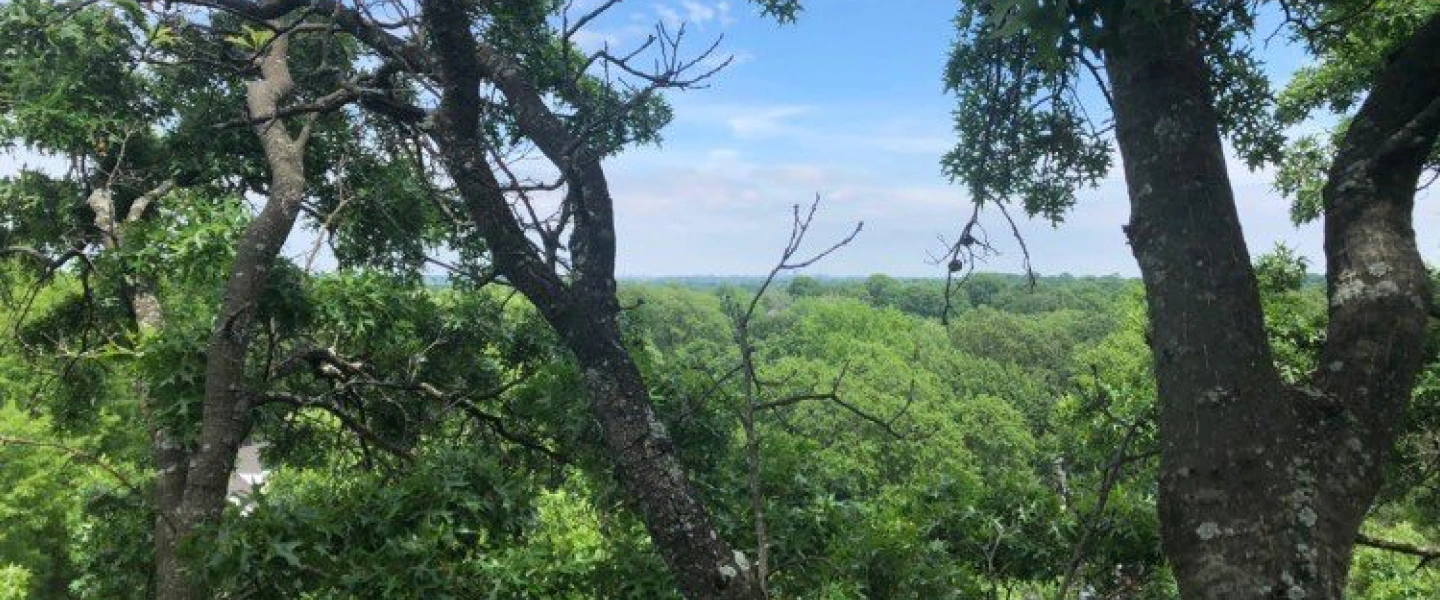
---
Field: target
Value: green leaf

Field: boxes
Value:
[270,541,302,568]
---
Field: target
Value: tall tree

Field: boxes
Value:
[945,1,1440,597]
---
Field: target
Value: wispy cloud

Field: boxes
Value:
[723,105,813,138]
[653,1,734,29]
[671,102,953,158]
[682,1,735,26]
[569,27,635,51]
[652,3,683,28]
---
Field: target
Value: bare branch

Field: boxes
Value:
[740,195,863,327]
[259,392,414,461]
[1056,411,1150,599]
[216,84,360,130]
[450,397,568,465]
[995,201,1036,288]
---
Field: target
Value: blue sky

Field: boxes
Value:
[4,1,1434,278]
[562,0,1440,277]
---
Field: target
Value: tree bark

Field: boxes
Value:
[567,314,765,599]
[157,33,310,600]
[419,2,762,597]
[1104,6,1440,599]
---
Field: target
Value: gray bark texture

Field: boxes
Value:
[1104,6,1440,599]
[155,33,311,600]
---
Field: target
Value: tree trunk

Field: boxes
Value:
[143,275,189,600]
[1104,7,1440,599]
[431,128,766,600]
[565,312,765,600]
[151,437,190,600]
[128,230,190,600]
[157,33,310,600]
[417,2,762,596]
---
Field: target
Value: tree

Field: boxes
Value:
[3,1,797,598]
[2,2,519,597]
[0,3,332,596]
[946,0,1440,597]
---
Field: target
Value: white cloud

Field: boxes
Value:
[871,134,953,157]
[681,0,733,26]
[700,49,755,70]
[604,111,1440,278]
[681,1,716,24]
[668,100,955,159]
[720,105,813,138]
[0,149,68,177]
[651,1,734,29]
[569,27,628,51]
[608,144,1072,276]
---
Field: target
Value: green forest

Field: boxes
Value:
[2,0,1439,599]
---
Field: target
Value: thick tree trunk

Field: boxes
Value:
[157,34,310,600]
[151,438,190,600]
[1104,7,1440,599]
[142,278,189,600]
[1316,14,1440,488]
[1105,10,1301,597]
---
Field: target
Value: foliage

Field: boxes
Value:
[0,565,31,600]
[202,443,539,599]
[5,252,1440,597]
[942,4,1110,222]
[1253,245,1327,385]
[1274,0,1440,222]
[1349,523,1440,599]
[943,0,1288,224]
[0,406,84,599]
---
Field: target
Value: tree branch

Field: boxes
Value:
[1316,12,1440,458]
[1356,533,1440,570]
[124,179,176,224]
[259,392,414,461]
[178,0,431,73]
